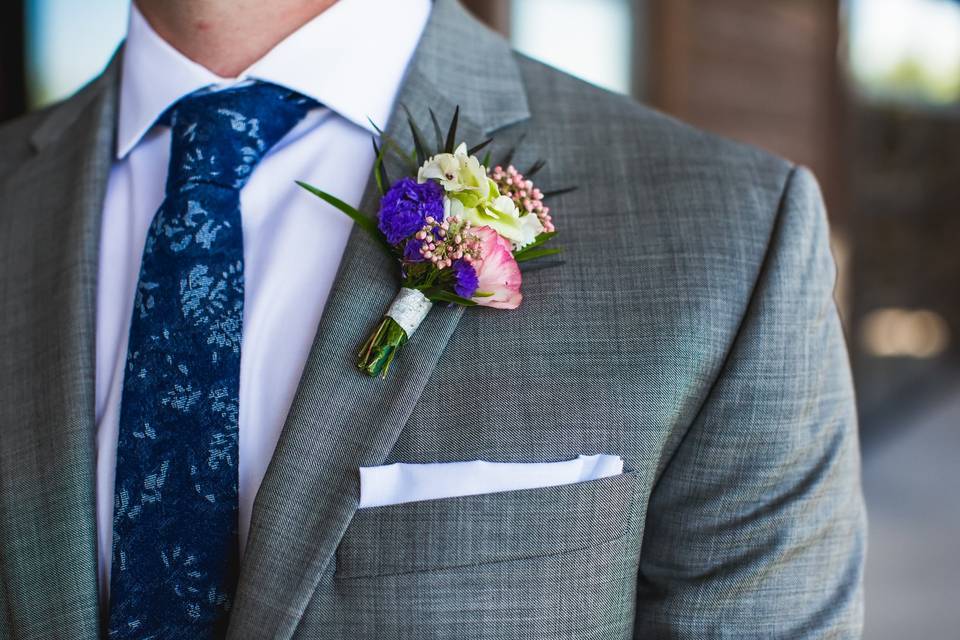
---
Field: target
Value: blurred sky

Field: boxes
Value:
[25,0,128,107]
[847,0,960,102]
[511,0,633,95]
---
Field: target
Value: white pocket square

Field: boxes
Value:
[358,454,624,508]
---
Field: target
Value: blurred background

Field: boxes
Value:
[1,0,957,636]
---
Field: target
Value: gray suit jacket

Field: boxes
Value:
[0,1,865,638]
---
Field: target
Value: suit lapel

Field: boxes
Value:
[226,1,529,637]
[0,55,120,637]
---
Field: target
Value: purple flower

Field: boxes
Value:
[451,259,479,298]
[403,238,425,262]
[377,177,444,245]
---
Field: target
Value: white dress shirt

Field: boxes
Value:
[95,0,431,601]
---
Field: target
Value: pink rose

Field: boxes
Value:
[469,226,522,309]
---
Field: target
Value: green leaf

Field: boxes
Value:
[513,230,560,262]
[371,137,390,195]
[296,181,393,255]
[444,105,460,154]
[497,132,526,168]
[512,231,557,259]
[514,247,562,263]
[542,185,577,199]
[473,291,494,297]
[469,138,493,157]
[428,108,445,155]
[368,118,417,173]
[482,150,492,168]
[371,138,383,195]
[366,117,385,136]
[402,104,430,167]
[423,287,477,306]
[525,158,547,177]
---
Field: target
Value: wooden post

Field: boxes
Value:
[461,0,511,37]
[644,0,845,223]
[0,0,26,123]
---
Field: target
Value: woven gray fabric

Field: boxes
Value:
[0,1,865,638]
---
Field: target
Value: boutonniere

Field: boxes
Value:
[298,107,568,378]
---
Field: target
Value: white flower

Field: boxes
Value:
[422,143,544,249]
[516,207,546,247]
[418,143,490,196]
[461,194,544,250]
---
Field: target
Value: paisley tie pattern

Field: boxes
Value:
[108,81,316,638]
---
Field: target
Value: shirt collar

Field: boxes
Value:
[117,0,432,159]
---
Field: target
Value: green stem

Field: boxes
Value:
[356,316,409,378]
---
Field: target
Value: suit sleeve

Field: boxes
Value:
[633,166,867,638]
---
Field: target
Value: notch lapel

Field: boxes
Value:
[226,1,530,637]
[0,54,120,637]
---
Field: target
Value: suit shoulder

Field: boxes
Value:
[511,54,818,333]
[0,70,113,181]
[0,108,49,173]
[514,53,795,228]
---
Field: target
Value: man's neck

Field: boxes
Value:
[135,0,339,78]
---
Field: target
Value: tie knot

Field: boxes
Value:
[164,81,317,193]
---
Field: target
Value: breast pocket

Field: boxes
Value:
[336,470,638,578]
[301,472,644,639]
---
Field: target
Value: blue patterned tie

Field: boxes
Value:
[108,82,315,638]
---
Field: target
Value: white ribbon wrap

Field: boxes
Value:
[386,287,433,337]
